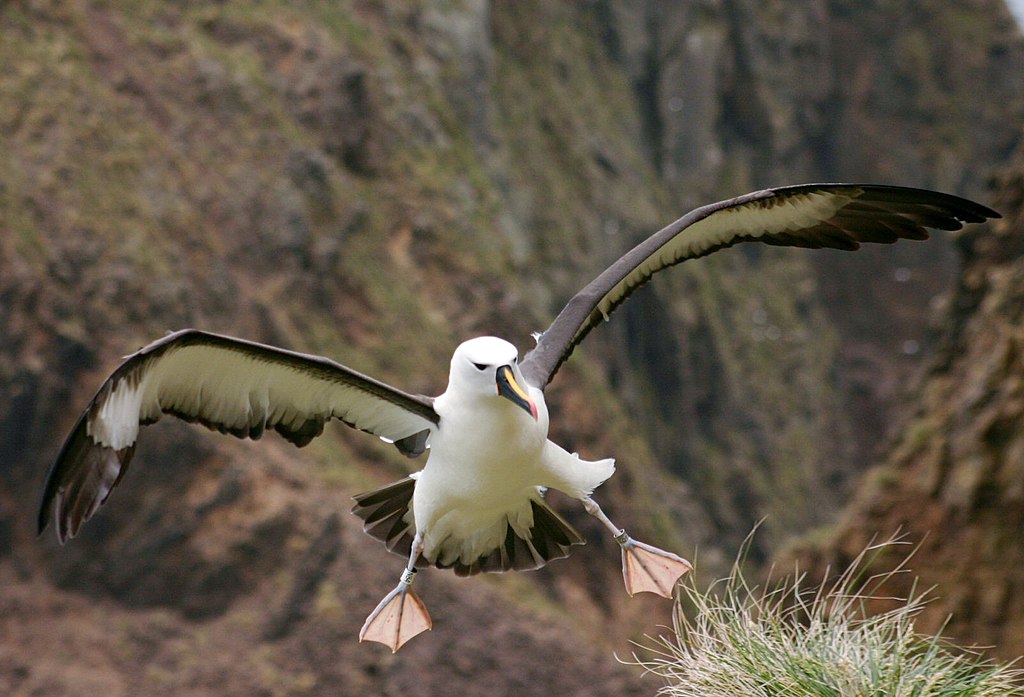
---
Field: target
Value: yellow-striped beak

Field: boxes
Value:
[496,365,538,420]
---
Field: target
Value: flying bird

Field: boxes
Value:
[38,183,998,651]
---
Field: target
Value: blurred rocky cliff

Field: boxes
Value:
[795,145,1024,660]
[1,1,1021,694]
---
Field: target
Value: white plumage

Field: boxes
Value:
[413,338,614,568]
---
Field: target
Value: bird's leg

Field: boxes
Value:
[359,531,432,652]
[581,496,692,598]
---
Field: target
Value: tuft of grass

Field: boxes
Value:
[632,534,1023,696]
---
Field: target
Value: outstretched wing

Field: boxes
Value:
[38,329,438,542]
[520,184,999,388]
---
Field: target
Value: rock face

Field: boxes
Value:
[0,0,1021,693]
[800,151,1024,660]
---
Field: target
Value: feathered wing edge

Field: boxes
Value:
[38,407,135,543]
[38,329,438,542]
[520,183,1000,388]
[352,477,584,576]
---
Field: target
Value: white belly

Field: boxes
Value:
[411,381,615,568]
[413,388,548,564]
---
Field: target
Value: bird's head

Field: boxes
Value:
[448,337,539,420]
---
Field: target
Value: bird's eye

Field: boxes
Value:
[472,362,487,371]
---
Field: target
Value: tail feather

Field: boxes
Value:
[352,478,584,576]
[352,476,418,559]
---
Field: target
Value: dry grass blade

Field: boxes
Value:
[630,532,1023,696]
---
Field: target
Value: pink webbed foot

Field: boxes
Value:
[359,570,432,652]
[618,533,692,598]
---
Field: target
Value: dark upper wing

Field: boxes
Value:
[38,329,438,542]
[520,184,999,388]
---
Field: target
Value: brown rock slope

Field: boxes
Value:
[796,150,1024,660]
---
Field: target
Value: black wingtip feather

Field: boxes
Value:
[37,411,135,543]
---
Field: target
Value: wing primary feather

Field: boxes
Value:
[521,183,999,388]
[37,407,136,542]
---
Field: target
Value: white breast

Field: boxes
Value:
[411,384,551,562]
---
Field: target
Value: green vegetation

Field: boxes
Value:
[635,537,1023,696]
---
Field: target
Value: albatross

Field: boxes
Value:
[38,183,998,651]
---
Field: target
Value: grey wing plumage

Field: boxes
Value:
[39,329,438,542]
[520,183,999,388]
